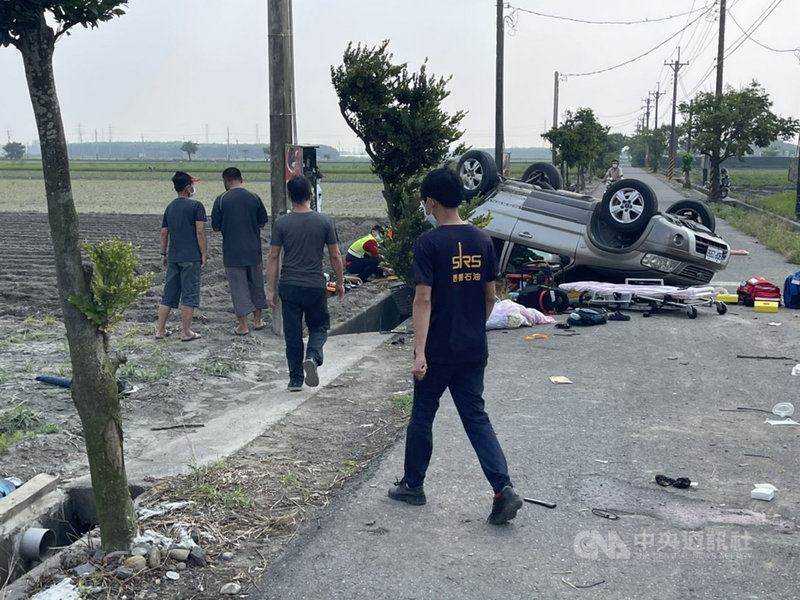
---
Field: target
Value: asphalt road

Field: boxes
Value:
[255,169,800,600]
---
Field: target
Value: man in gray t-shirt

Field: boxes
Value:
[211,167,269,335]
[267,175,344,392]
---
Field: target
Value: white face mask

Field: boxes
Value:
[189,185,196,198]
[611,163,618,169]
[374,234,382,243]
[420,201,437,227]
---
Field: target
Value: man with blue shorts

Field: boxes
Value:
[156,171,207,342]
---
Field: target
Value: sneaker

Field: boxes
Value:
[303,358,319,387]
[487,486,523,525]
[287,379,303,392]
[387,479,426,506]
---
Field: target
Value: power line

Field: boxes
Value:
[725,0,787,56]
[505,4,707,26]
[560,8,712,77]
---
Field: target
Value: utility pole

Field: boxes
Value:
[710,0,727,201]
[643,96,652,131]
[494,0,504,173]
[650,84,665,131]
[665,47,687,179]
[551,71,559,163]
[268,0,294,219]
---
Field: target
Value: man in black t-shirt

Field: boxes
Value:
[211,167,269,336]
[388,167,522,525]
[156,171,207,342]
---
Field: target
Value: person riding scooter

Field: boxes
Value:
[604,159,624,190]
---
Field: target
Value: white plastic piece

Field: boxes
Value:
[792,364,800,376]
[772,402,795,418]
[765,418,799,426]
[754,483,779,491]
[751,487,775,501]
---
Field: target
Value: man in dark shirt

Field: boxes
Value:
[211,167,269,335]
[388,167,522,525]
[156,171,207,342]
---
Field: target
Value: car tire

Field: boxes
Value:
[601,179,656,234]
[457,150,498,199]
[522,162,562,190]
[666,200,716,232]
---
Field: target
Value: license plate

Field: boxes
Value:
[705,246,724,263]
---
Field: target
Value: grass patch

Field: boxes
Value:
[118,363,173,383]
[750,191,796,220]
[713,204,800,263]
[392,393,413,418]
[182,461,254,510]
[725,168,792,187]
[199,360,233,377]
[0,404,60,451]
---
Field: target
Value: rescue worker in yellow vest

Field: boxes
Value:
[345,224,385,282]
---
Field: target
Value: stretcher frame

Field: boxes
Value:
[558,280,728,319]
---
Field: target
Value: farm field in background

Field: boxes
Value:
[0,173,386,217]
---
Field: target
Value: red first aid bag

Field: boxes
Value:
[737,277,781,306]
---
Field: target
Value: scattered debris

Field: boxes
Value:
[730,249,750,255]
[523,497,557,509]
[765,418,799,426]
[772,402,794,418]
[751,483,778,501]
[561,577,605,589]
[591,508,618,520]
[549,376,573,384]
[525,333,548,340]
[655,474,698,489]
[736,354,794,360]
[150,423,205,431]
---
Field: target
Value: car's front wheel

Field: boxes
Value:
[601,179,656,234]
[521,162,562,190]
[666,200,716,232]
[457,150,498,199]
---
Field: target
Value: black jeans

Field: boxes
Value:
[279,284,330,382]
[346,254,381,282]
[403,361,512,494]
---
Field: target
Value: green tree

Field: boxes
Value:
[680,82,799,201]
[1,0,138,551]
[180,140,198,161]
[680,152,695,189]
[542,108,608,190]
[331,40,466,284]
[2,141,25,160]
[331,40,465,222]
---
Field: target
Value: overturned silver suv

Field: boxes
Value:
[457,151,730,286]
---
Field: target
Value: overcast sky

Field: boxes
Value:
[1,0,798,154]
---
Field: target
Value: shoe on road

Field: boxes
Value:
[388,479,426,505]
[287,379,303,392]
[487,486,522,525]
[303,358,319,387]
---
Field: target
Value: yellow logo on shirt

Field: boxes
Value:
[452,242,481,269]
[451,242,482,283]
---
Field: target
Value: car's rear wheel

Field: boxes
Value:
[521,162,562,190]
[601,179,656,234]
[666,200,716,232]
[457,150,498,199]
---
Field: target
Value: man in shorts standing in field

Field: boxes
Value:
[266,175,345,392]
[388,167,522,525]
[156,171,207,342]
[211,167,269,336]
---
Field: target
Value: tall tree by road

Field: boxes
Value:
[0,1,137,550]
[542,108,608,190]
[180,140,199,161]
[331,40,465,222]
[680,82,799,201]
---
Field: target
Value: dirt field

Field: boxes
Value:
[0,211,415,598]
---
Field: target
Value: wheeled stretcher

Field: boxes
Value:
[558,281,728,319]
